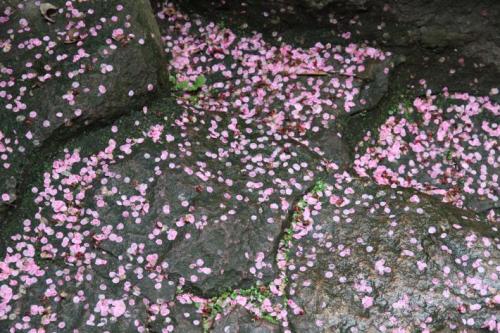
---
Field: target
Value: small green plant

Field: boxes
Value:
[386,91,413,116]
[175,285,184,295]
[435,95,457,110]
[312,179,327,193]
[296,198,307,210]
[239,285,271,302]
[445,149,453,161]
[262,314,280,324]
[199,284,277,332]
[170,74,207,93]
[387,105,398,115]
[217,20,226,29]
[188,95,200,104]
[402,98,412,110]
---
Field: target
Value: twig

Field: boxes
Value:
[294,70,359,78]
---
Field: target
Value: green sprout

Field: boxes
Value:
[446,149,453,160]
[170,74,207,93]
[200,284,277,332]
[387,105,398,115]
[312,179,326,193]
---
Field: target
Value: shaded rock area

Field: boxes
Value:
[320,0,500,70]
[168,0,499,96]
[0,0,499,332]
[0,0,169,213]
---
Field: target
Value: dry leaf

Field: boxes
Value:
[40,3,58,23]
[64,28,79,44]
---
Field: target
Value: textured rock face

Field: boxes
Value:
[353,93,499,214]
[303,0,500,71]
[95,109,323,297]
[0,0,499,332]
[0,0,169,212]
[212,306,280,333]
[287,176,499,332]
[0,96,323,331]
[302,0,367,10]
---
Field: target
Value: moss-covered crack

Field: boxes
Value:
[182,178,328,332]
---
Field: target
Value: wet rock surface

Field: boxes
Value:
[170,0,499,96]
[212,306,281,333]
[0,0,499,332]
[339,0,500,71]
[0,0,168,212]
[286,176,499,332]
[353,93,499,214]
